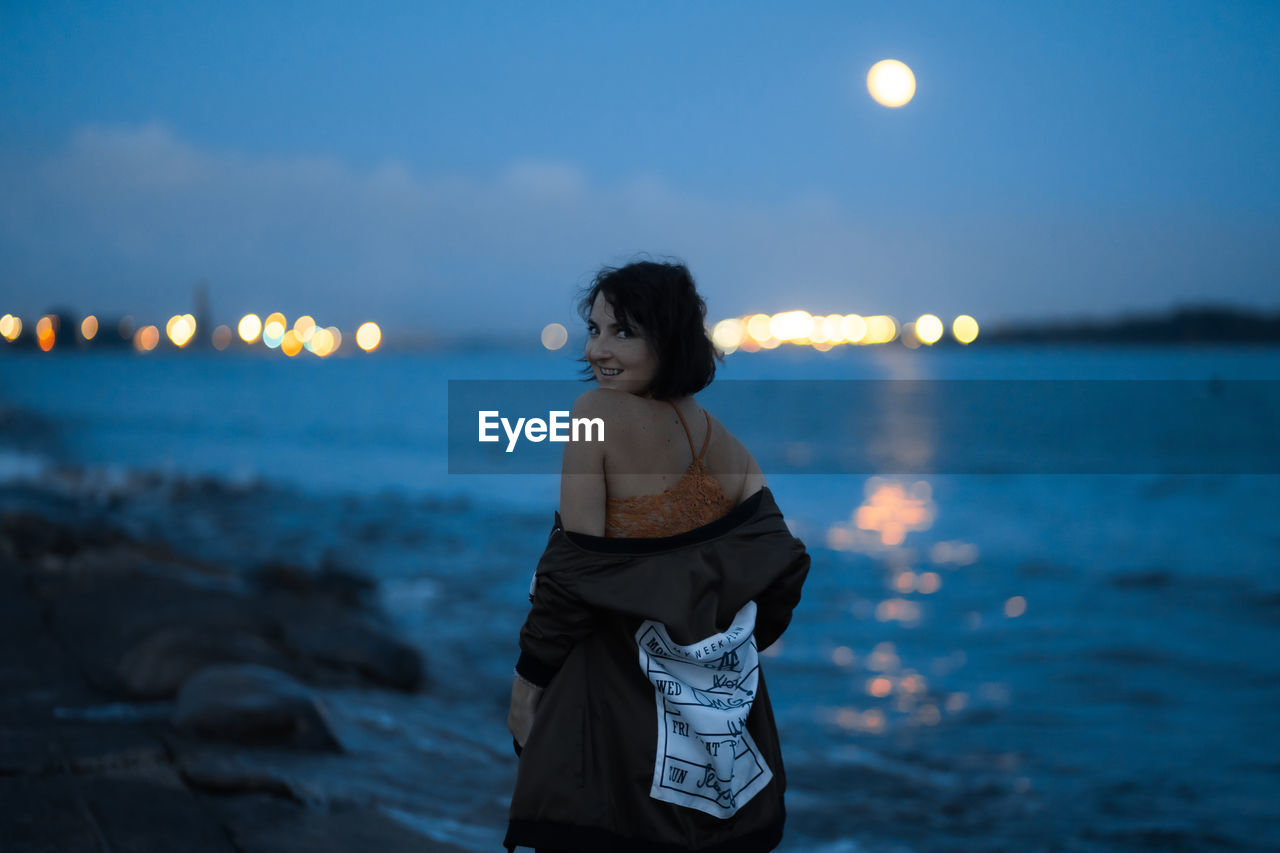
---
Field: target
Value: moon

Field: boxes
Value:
[866,59,916,108]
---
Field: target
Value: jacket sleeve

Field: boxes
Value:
[754,542,810,651]
[515,566,596,688]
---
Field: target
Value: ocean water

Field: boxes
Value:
[2,344,1278,852]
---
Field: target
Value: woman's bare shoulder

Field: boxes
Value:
[704,411,767,501]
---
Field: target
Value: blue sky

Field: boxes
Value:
[2,0,1277,336]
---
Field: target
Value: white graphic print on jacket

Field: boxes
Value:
[635,601,772,818]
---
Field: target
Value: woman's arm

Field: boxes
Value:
[507,390,611,749]
[557,390,612,536]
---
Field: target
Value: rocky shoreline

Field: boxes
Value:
[0,509,473,852]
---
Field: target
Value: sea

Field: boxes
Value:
[2,343,1278,852]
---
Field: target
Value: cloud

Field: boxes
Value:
[0,123,1276,335]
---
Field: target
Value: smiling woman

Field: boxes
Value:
[504,260,809,853]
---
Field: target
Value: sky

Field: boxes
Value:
[1,0,1278,338]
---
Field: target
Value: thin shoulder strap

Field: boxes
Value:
[697,410,713,461]
[666,400,698,458]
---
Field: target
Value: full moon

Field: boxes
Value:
[867,59,916,108]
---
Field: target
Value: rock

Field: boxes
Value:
[117,625,294,700]
[46,573,291,699]
[251,561,376,609]
[210,795,473,853]
[282,616,425,692]
[0,511,126,562]
[172,664,341,752]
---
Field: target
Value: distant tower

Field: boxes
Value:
[194,281,211,348]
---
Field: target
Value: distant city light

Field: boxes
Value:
[356,322,381,352]
[952,315,979,344]
[134,325,159,352]
[0,314,20,342]
[915,314,944,345]
[862,315,899,344]
[745,314,772,343]
[842,314,867,344]
[712,318,745,353]
[211,325,232,350]
[36,316,56,351]
[293,315,316,344]
[308,326,335,357]
[166,314,196,347]
[540,322,568,350]
[769,310,813,342]
[262,312,286,349]
[326,326,342,354]
[238,313,262,343]
[80,315,98,341]
[709,308,977,352]
[280,329,303,357]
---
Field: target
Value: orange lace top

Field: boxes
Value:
[604,402,737,538]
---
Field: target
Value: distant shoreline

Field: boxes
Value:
[982,304,1280,346]
[5,303,1280,353]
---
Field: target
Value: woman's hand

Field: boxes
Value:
[507,676,544,749]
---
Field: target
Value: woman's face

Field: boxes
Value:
[585,293,658,396]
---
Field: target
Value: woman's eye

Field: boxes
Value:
[586,326,598,336]
[616,328,632,339]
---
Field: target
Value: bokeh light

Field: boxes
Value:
[133,325,159,352]
[745,313,772,343]
[356,322,382,352]
[862,315,899,344]
[166,314,196,347]
[326,326,342,354]
[915,313,944,344]
[293,315,316,344]
[238,313,262,343]
[309,326,335,357]
[769,310,813,342]
[952,314,979,344]
[0,314,21,342]
[1004,596,1027,618]
[80,315,98,341]
[842,314,867,344]
[262,312,286,349]
[712,318,745,354]
[36,315,56,351]
[211,324,232,351]
[541,322,568,350]
[280,329,303,357]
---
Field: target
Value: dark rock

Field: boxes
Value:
[77,776,239,852]
[281,614,425,692]
[0,511,127,562]
[209,795,472,853]
[116,625,294,700]
[251,560,376,609]
[0,776,112,852]
[47,574,290,699]
[172,664,342,752]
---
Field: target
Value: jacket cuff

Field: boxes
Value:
[515,649,559,688]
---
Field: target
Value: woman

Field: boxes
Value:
[505,261,810,853]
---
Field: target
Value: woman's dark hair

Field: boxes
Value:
[578,260,722,400]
